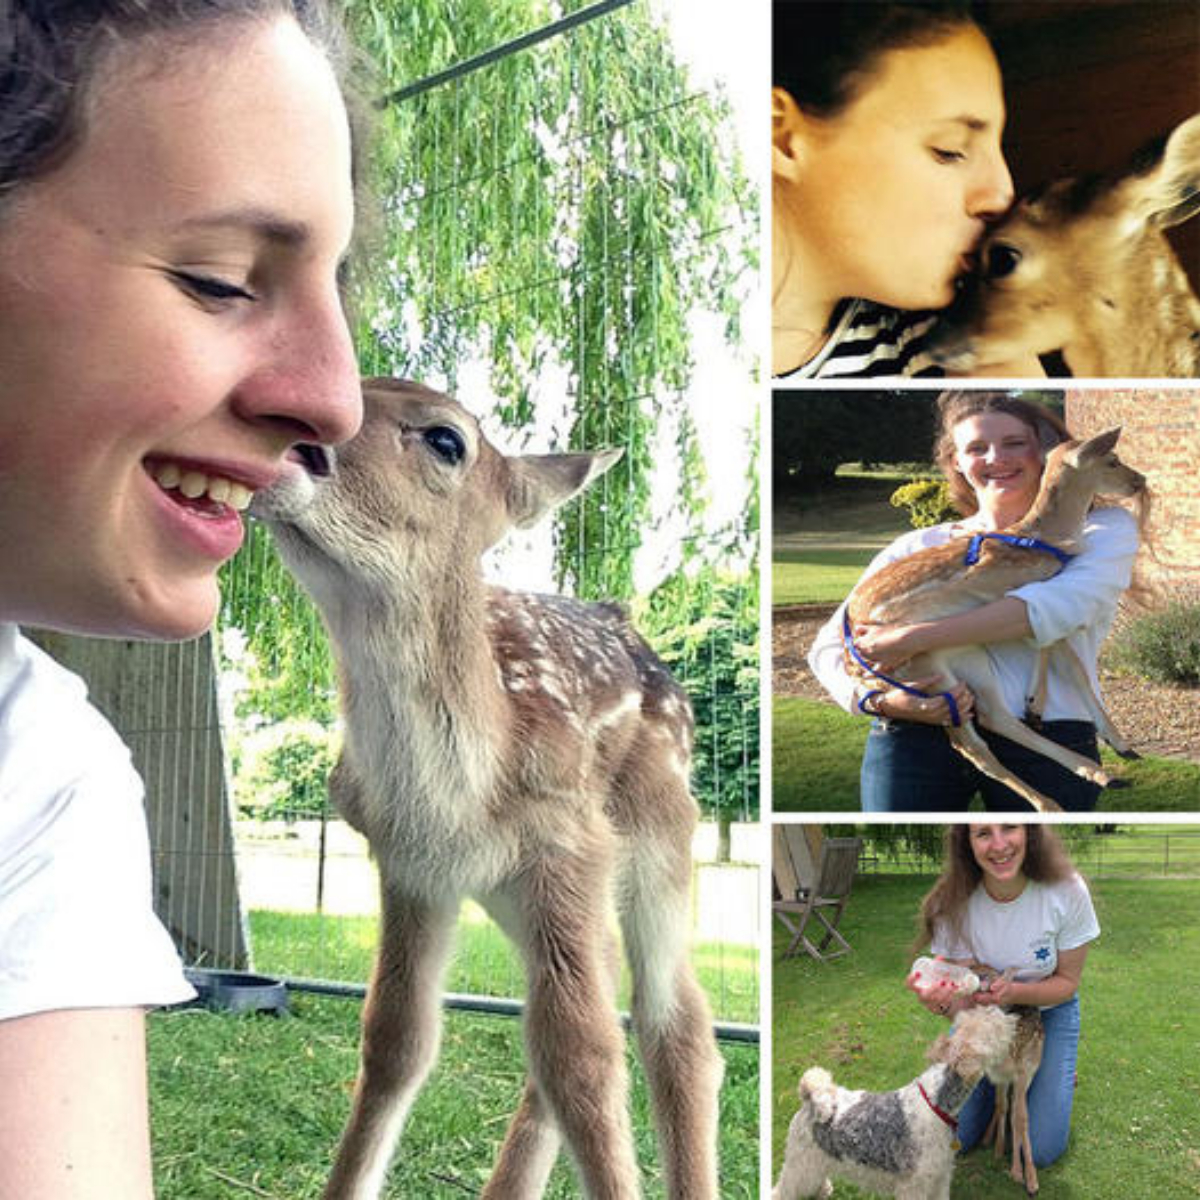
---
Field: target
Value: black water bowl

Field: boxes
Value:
[185,969,290,1016]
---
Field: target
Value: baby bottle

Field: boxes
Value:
[910,956,981,995]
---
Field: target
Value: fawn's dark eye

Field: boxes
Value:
[423,425,466,464]
[986,244,1023,279]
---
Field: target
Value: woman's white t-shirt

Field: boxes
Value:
[0,624,194,1020]
[931,873,1100,988]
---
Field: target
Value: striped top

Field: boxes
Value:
[774,299,946,380]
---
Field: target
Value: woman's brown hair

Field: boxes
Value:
[933,390,1072,518]
[1,1,365,207]
[913,824,1078,954]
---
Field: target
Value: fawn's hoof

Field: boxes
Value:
[1105,777,1132,789]
[1116,748,1142,761]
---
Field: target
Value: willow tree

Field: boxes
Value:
[223,0,758,830]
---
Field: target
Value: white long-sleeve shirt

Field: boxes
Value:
[807,507,1139,723]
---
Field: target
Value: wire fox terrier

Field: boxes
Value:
[774,1007,1018,1200]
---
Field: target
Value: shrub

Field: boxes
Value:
[236,719,339,821]
[890,478,955,529]
[1107,601,1200,686]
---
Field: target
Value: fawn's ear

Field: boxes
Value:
[506,447,623,529]
[1119,112,1200,231]
[1069,426,1122,467]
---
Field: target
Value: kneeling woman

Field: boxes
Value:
[807,391,1143,812]
[910,825,1098,1168]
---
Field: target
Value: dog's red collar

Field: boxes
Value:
[917,1082,958,1131]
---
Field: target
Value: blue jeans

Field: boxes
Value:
[860,719,1103,812]
[957,996,1081,1168]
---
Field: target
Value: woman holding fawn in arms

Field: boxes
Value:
[0,2,363,1194]
[772,1,1041,378]
[808,392,1141,811]
[911,824,1097,1169]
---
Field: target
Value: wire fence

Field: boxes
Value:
[853,827,1200,880]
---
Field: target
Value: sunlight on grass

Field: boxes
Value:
[248,909,758,1025]
[772,696,1200,813]
[771,875,1200,1199]
[773,548,870,606]
[151,997,759,1199]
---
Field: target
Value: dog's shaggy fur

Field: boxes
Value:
[774,1007,1018,1200]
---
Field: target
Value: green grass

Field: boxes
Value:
[247,908,759,1026]
[774,476,911,544]
[772,696,1200,812]
[773,548,873,607]
[772,698,865,811]
[150,995,759,1199]
[771,875,1200,1198]
[147,907,760,1196]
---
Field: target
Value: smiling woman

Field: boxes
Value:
[806,391,1143,812]
[0,3,365,1196]
[908,824,1098,1172]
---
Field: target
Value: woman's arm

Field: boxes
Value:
[973,944,1090,1009]
[807,525,963,712]
[852,596,1032,673]
[0,1008,154,1200]
[851,508,1139,672]
[1008,508,1139,647]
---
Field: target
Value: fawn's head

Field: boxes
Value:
[929,112,1200,371]
[928,1006,1017,1083]
[1040,426,1145,505]
[253,378,622,596]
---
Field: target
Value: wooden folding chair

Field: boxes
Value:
[773,835,861,962]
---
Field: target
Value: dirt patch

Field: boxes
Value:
[772,606,1200,765]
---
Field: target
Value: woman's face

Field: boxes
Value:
[952,412,1044,516]
[969,824,1028,887]
[777,25,1012,312]
[0,17,360,639]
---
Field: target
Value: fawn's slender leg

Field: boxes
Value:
[945,721,1062,813]
[502,847,641,1200]
[620,834,723,1200]
[986,1083,1010,1160]
[1055,640,1139,758]
[964,668,1112,788]
[480,899,630,1200]
[479,1076,561,1200]
[1011,1079,1039,1194]
[322,881,458,1200]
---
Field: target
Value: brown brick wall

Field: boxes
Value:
[1065,390,1200,601]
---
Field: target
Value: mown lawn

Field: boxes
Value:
[771,874,1200,1199]
[148,908,760,1198]
[773,548,873,607]
[150,995,759,1199]
[773,696,1200,812]
[247,906,759,1026]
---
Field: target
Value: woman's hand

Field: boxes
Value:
[851,621,929,672]
[905,969,971,1019]
[877,679,975,726]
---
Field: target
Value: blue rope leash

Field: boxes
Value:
[844,533,1076,729]
[963,532,1075,569]
[843,610,963,726]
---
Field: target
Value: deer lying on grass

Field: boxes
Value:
[930,112,1200,376]
[844,427,1145,812]
[253,378,722,1200]
[983,1003,1046,1197]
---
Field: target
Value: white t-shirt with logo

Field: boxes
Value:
[0,624,195,1020]
[931,873,1100,989]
